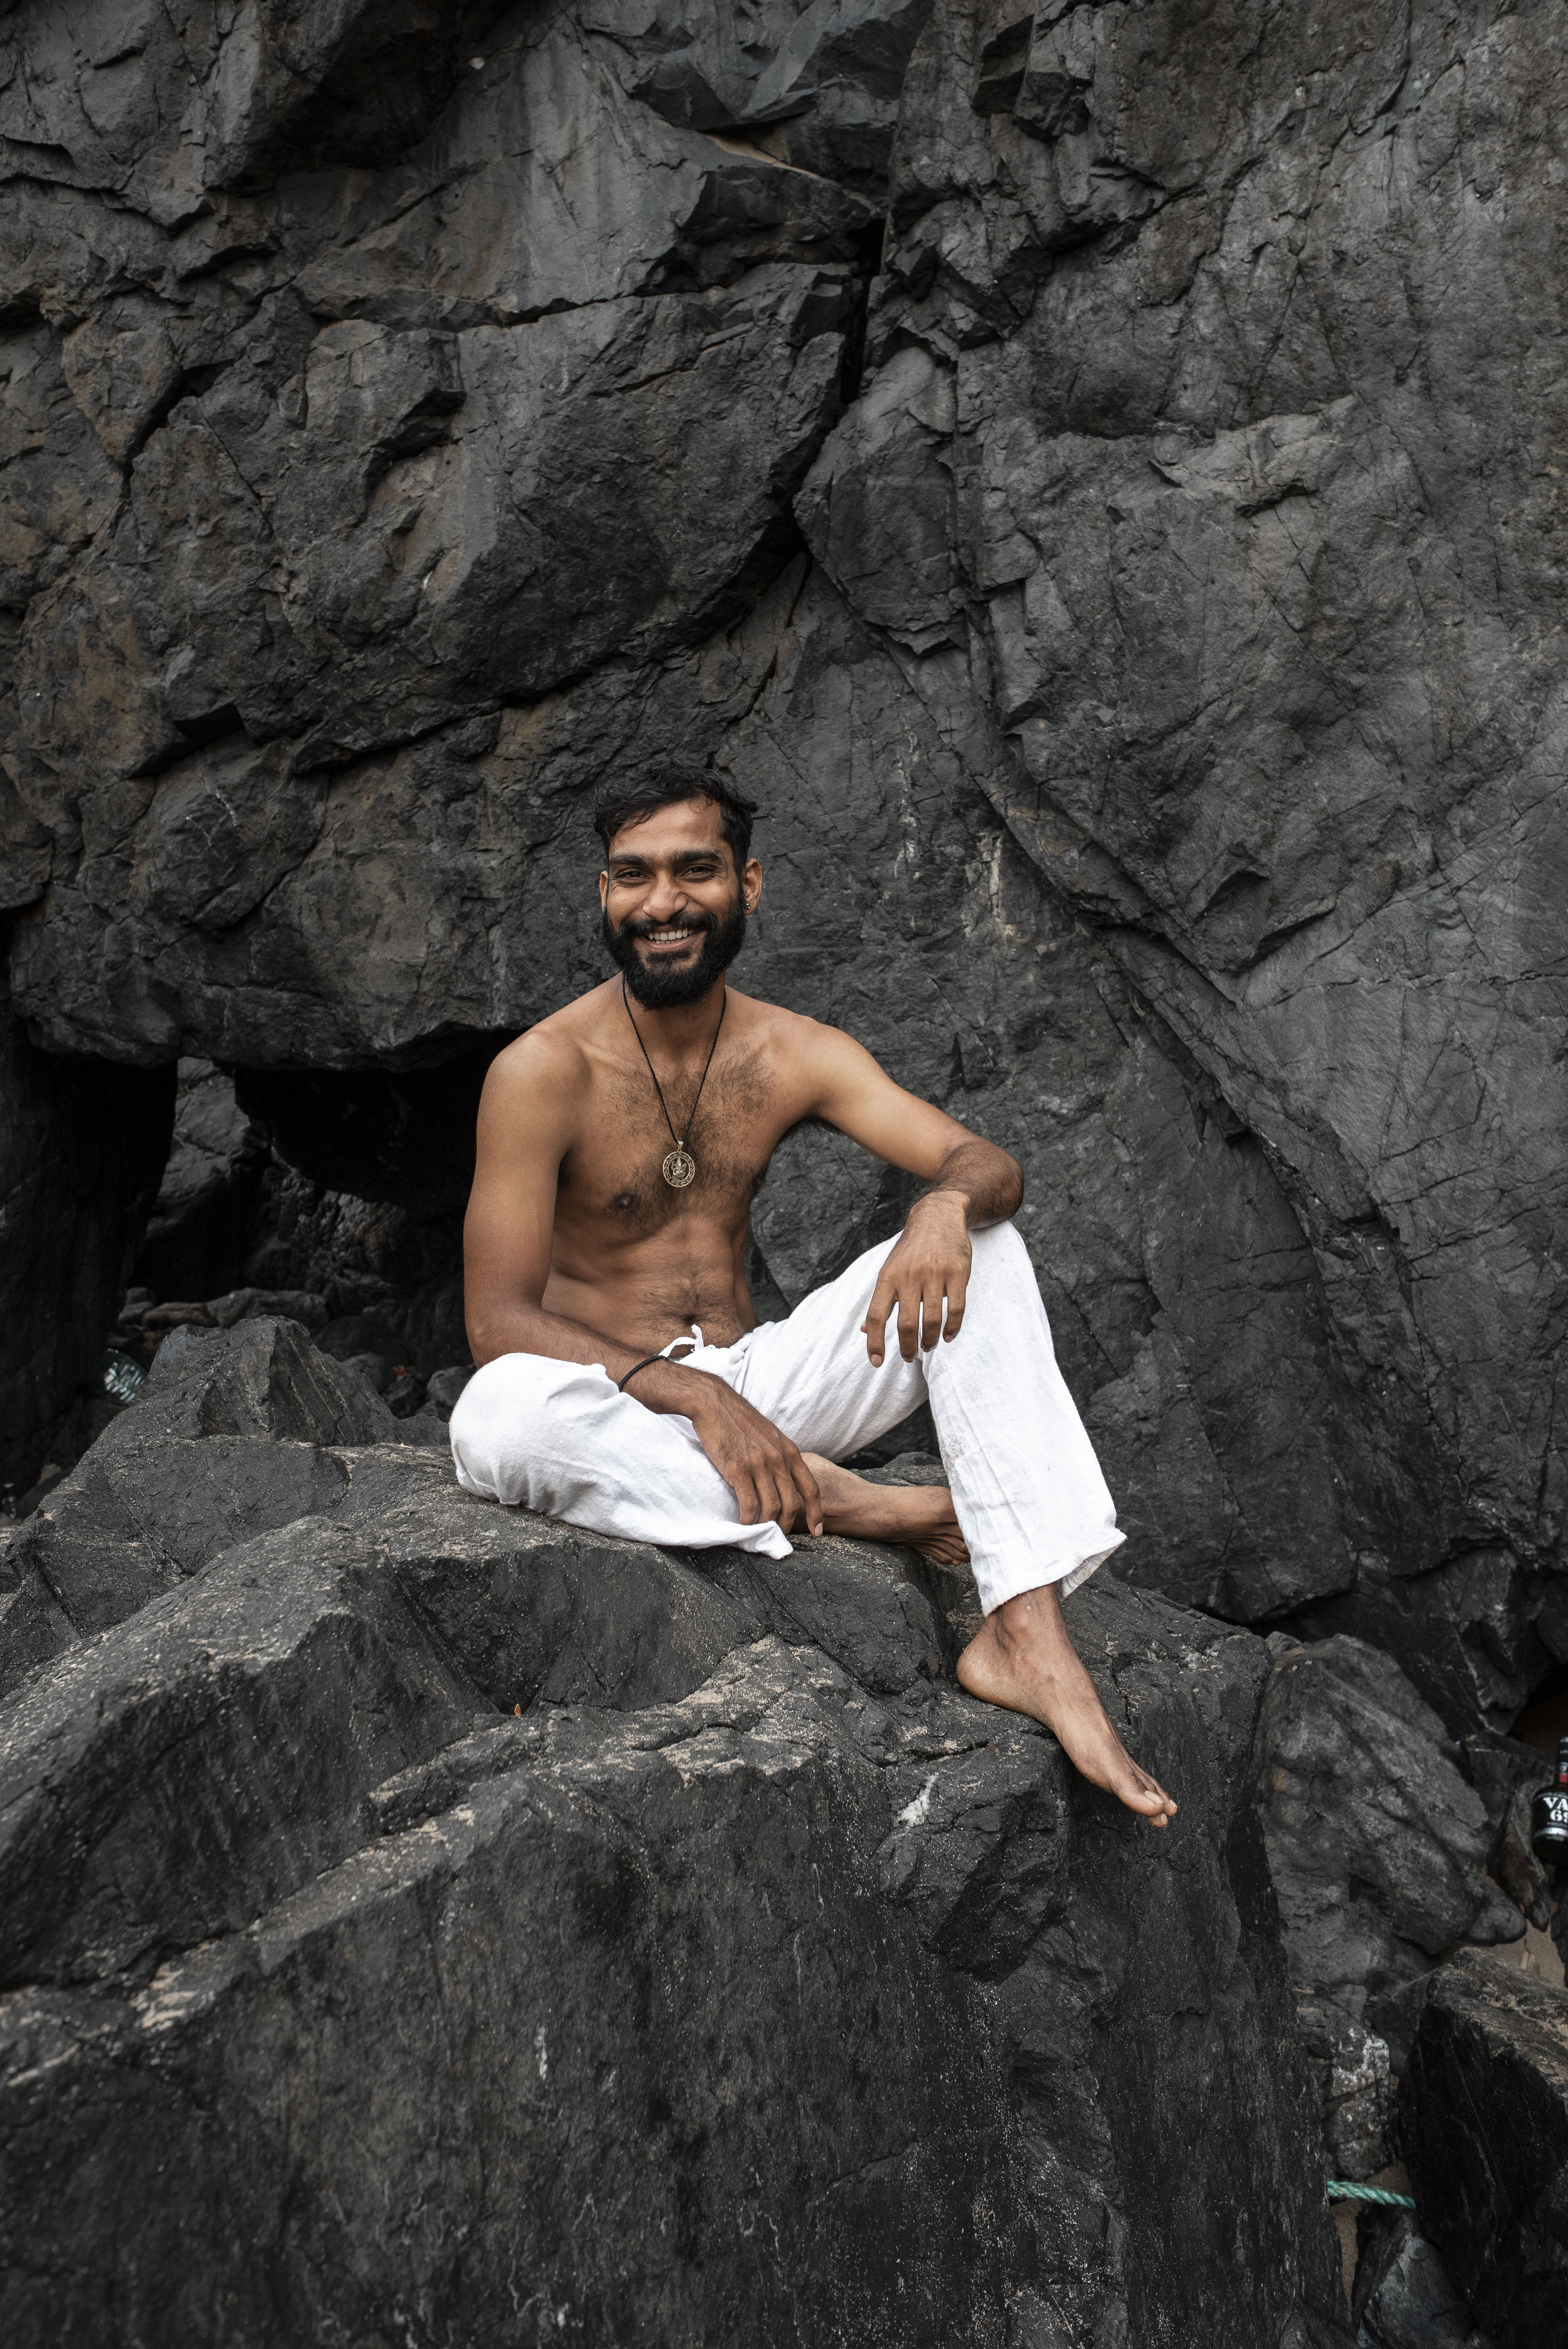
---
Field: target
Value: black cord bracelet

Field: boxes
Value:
[617,1352,667,1394]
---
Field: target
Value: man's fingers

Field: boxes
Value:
[748,1445,821,1537]
[756,1467,788,1530]
[943,1265,969,1342]
[765,1455,805,1532]
[702,1397,829,1538]
[920,1278,944,1351]
[861,1272,897,1365]
[787,1445,823,1536]
[728,1456,770,1526]
[894,1279,921,1361]
[777,1473,805,1534]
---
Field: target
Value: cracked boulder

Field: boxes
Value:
[1253,1635,1503,2030]
[1351,2210,1475,2349]
[1249,1631,1520,2172]
[0,1320,1349,2345]
[0,1640,1032,2348]
[1399,1951,1568,2349]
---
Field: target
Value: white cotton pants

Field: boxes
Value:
[449,1221,1124,1616]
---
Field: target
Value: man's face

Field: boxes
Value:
[599,797,762,1009]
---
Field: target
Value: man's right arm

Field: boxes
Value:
[463,1037,823,1534]
[463,1032,616,1371]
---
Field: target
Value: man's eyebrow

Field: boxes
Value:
[608,846,723,870]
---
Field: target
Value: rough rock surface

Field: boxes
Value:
[1253,1634,1505,2032]
[1351,2210,1474,2349]
[0,1321,1349,2345]
[1249,1630,1526,2180]
[2,0,1565,1718]
[1400,1950,1568,2349]
[1463,1728,1557,1934]
[132,1057,267,1301]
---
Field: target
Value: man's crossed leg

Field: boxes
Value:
[453,1223,1177,1825]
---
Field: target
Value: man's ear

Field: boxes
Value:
[741,855,762,913]
[598,869,609,908]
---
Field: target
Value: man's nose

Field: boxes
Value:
[642,877,694,921]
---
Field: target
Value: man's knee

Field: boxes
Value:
[451,1349,570,1441]
[449,1351,611,1500]
[962,1220,1051,1337]
[968,1220,1031,1279]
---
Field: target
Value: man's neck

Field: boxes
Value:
[620,977,728,1052]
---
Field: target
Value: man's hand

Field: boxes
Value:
[683,1378,824,1534]
[861,1190,973,1365]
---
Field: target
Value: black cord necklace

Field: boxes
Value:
[621,975,727,1189]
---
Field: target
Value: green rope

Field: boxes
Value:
[1326,2181,1415,2209]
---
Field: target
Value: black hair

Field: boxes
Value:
[592,760,759,872]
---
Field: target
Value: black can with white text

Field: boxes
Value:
[1529,1734,1568,1881]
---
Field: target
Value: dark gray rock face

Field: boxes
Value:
[132,1058,267,1301]
[0,1313,398,1679]
[4,0,1564,1732]
[1463,1728,1557,1934]
[1249,1632,1516,2179]
[795,0,1568,1714]
[0,1518,476,1988]
[1253,1636,1500,2030]
[1351,2211,1474,2349]
[1399,1950,1568,2349]
[0,1320,1349,2345]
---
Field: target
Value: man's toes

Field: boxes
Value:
[1117,1771,1176,1821]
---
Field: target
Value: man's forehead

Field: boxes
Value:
[604,799,729,861]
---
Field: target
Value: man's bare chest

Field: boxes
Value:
[560,1051,794,1241]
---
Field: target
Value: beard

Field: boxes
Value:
[602,894,748,1009]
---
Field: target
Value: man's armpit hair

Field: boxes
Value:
[593,760,760,870]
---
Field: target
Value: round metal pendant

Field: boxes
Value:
[662,1148,697,1189]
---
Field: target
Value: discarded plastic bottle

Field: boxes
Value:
[96,1349,146,1406]
[1529,1734,1568,1882]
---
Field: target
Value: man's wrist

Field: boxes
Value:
[912,1187,971,1223]
[621,1355,712,1415]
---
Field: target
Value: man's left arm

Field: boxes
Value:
[803,1027,1023,1366]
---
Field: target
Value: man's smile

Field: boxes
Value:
[603,882,744,1007]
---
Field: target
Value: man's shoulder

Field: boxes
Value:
[484,992,608,1093]
[732,986,831,1043]
[731,988,848,1055]
[729,992,883,1096]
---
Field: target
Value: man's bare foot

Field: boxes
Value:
[957,1584,1178,1827]
[801,1454,970,1567]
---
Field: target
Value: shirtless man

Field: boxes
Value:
[454,763,1176,1825]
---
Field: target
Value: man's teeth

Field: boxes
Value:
[647,927,695,943]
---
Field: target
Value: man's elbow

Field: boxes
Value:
[465,1308,500,1368]
[465,1292,537,1368]
[997,1150,1025,1221]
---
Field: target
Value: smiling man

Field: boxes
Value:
[453,761,1176,1824]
